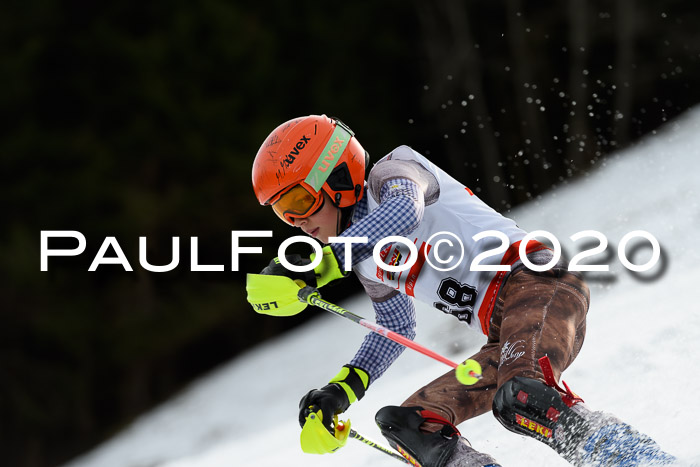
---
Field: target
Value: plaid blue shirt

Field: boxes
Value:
[348,293,417,382]
[331,178,423,383]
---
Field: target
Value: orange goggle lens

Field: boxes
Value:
[271,185,323,225]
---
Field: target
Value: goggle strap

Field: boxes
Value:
[304,124,352,191]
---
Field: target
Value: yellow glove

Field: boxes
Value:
[245,274,307,316]
[247,246,348,316]
[311,245,349,288]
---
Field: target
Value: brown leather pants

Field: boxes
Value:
[401,263,590,427]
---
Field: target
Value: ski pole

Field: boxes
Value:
[338,423,410,464]
[298,286,482,385]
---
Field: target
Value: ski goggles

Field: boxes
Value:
[271,184,325,225]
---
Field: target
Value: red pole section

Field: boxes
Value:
[356,319,459,369]
[300,287,460,370]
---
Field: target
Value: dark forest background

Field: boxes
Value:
[2,1,699,466]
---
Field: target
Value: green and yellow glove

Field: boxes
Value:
[298,365,370,454]
[260,254,317,287]
[246,252,315,316]
[327,364,370,406]
[310,246,349,288]
[298,365,370,430]
[262,246,348,288]
[246,246,348,316]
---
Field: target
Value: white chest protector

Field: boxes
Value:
[353,146,535,334]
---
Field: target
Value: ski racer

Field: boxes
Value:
[246,114,675,466]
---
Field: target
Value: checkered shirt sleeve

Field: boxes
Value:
[331,178,424,267]
[349,292,417,382]
[334,178,423,384]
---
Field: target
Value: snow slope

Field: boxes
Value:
[66,109,700,467]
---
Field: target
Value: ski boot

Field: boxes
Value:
[375,405,500,467]
[492,357,676,466]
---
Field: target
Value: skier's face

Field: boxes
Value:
[291,192,339,244]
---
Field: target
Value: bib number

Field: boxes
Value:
[434,278,478,324]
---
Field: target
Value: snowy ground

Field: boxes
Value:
[66,109,700,467]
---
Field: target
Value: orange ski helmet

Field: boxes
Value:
[252,115,367,225]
